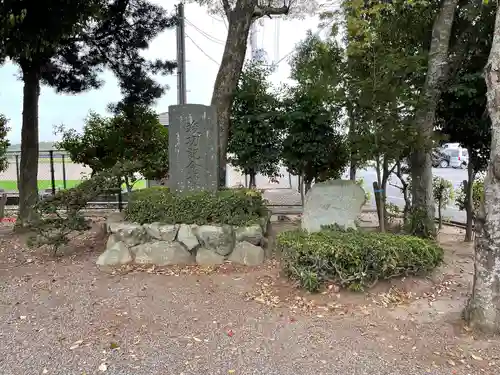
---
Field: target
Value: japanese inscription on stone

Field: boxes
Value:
[168,104,219,192]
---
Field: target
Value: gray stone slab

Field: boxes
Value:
[301,180,366,232]
[168,104,219,192]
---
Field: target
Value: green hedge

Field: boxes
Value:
[277,228,444,292]
[125,187,268,226]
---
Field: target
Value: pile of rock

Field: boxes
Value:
[96,213,271,267]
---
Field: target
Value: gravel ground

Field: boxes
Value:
[0,222,499,375]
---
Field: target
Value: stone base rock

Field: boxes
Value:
[132,241,194,266]
[97,242,132,266]
[195,248,225,265]
[177,224,199,251]
[196,225,234,256]
[143,223,178,241]
[97,213,270,268]
[235,224,263,246]
[228,241,265,266]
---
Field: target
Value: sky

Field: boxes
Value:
[0,2,320,144]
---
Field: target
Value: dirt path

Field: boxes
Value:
[0,221,498,375]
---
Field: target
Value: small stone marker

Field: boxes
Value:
[168,104,219,192]
[301,180,366,232]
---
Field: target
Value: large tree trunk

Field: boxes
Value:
[211,1,254,187]
[347,104,357,181]
[18,66,40,227]
[464,6,500,333]
[410,0,458,237]
[211,0,290,188]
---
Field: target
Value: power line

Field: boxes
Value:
[208,13,228,30]
[185,34,219,65]
[270,19,335,68]
[185,18,225,44]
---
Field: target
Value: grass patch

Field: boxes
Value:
[0,179,147,191]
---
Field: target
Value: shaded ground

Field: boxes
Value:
[0,216,498,375]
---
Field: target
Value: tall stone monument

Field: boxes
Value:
[168,104,219,192]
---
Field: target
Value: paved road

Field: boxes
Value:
[356,167,467,224]
[226,165,469,224]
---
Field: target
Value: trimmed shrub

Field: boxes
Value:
[277,228,444,292]
[125,187,267,226]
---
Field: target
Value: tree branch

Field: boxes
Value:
[253,2,290,19]
[221,0,231,18]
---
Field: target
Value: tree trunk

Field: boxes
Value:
[18,66,41,227]
[249,171,256,188]
[464,161,475,242]
[464,6,500,333]
[211,1,254,187]
[349,163,356,181]
[438,201,442,229]
[410,0,458,237]
[348,105,357,181]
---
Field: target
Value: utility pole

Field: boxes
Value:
[176,2,187,104]
[249,22,258,60]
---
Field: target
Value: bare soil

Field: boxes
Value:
[0,214,498,375]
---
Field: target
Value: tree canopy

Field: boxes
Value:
[0,0,177,223]
[57,106,169,191]
[228,60,281,186]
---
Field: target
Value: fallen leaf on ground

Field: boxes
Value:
[70,340,84,350]
[109,342,119,349]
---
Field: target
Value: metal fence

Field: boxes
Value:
[2,150,77,193]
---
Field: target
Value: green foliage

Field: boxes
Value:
[125,187,268,226]
[343,0,432,168]
[228,60,281,182]
[355,177,371,203]
[277,26,349,186]
[289,29,346,107]
[405,207,436,239]
[455,178,484,218]
[1,0,177,222]
[433,176,454,228]
[0,114,10,173]
[277,227,444,292]
[433,176,454,209]
[28,163,133,255]
[278,86,350,186]
[0,1,177,104]
[57,107,169,189]
[436,1,494,175]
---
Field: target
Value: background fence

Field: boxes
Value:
[1,150,149,194]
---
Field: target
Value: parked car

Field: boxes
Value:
[446,148,468,169]
[441,142,460,150]
[432,149,450,168]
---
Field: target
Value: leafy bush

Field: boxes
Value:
[277,228,444,292]
[125,187,268,226]
[28,163,127,254]
[433,176,454,228]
